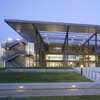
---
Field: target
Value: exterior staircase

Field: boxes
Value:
[3,50,26,62]
[2,39,26,49]
[2,40,27,68]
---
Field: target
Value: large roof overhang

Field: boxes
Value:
[5,19,100,46]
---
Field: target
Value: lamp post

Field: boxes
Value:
[80,65,84,76]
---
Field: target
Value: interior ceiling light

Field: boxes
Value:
[54,47,62,50]
[16,38,20,41]
[8,37,13,41]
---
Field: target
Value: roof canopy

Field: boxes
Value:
[5,19,100,46]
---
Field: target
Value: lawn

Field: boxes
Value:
[0,72,90,83]
[24,66,73,69]
[4,95,100,100]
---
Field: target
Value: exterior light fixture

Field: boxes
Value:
[70,62,72,65]
[19,86,24,89]
[54,47,61,50]
[16,86,24,92]
[17,29,21,33]
[16,38,20,41]
[80,65,84,76]
[16,24,21,33]
[72,85,76,88]
[69,62,73,67]
[6,48,10,50]
[8,38,13,41]
[80,65,84,68]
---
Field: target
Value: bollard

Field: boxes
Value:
[80,65,84,76]
[81,67,83,76]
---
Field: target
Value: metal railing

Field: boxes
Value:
[75,67,100,82]
[2,41,19,49]
[3,50,26,62]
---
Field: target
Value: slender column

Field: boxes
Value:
[83,46,85,67]
[82,32,97,67]
[95,33,98,67]
[34,33,38,67]
[88,41,89,67]
[63,26,69,67]
[32,24,47,67]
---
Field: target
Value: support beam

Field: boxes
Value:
[95,33,98,67]
[33,24,47,51]
[83,46,85,67]
[88,41,89,67]
[82,32,99,68]
[32,24,47,67]
[63,26,70,67]
[95,33,97,49]
[82,32,97,67]
[82,33,97,46]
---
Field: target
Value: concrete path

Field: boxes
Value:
[1,82,100,97]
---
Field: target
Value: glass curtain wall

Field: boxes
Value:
[26,42,35,67]
[0,42,4,68]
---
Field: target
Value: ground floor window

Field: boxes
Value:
[46,62,63,67]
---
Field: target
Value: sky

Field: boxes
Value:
[0,0,100,42]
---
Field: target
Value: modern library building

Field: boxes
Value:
[3,19,100,68]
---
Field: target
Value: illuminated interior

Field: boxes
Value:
[4,19,100,68]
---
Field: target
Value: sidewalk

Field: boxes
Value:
[1,82,100,97]
[0,82,100,90]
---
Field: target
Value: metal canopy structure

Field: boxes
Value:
[5,19,100,67]
[5,19,100,46]
[40,31,100,45]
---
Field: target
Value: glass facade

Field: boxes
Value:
[46,54,63,61]
[45,54,96,67]
[25,42,35,67]
[46,62,63,67]
[4,20,100,68]
[2,40,98,68]
[0,42,4,68]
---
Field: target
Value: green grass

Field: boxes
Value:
[30,66,73,69]
[0,72,90,83]
[4,95,100,100]
[1,66,73,69]
[0,68,5,71]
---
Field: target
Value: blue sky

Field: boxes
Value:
[0,0,100,41]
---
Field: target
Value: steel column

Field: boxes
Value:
[88,41,89,67]
[63,26,69,67]
[32,24,47,67]
[95,33,98,67]
[82,32,97,67]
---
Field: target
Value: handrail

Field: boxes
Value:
[3,50,26,61]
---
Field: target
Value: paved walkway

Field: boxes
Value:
[1,68,100,97]
[1,82,100,97]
